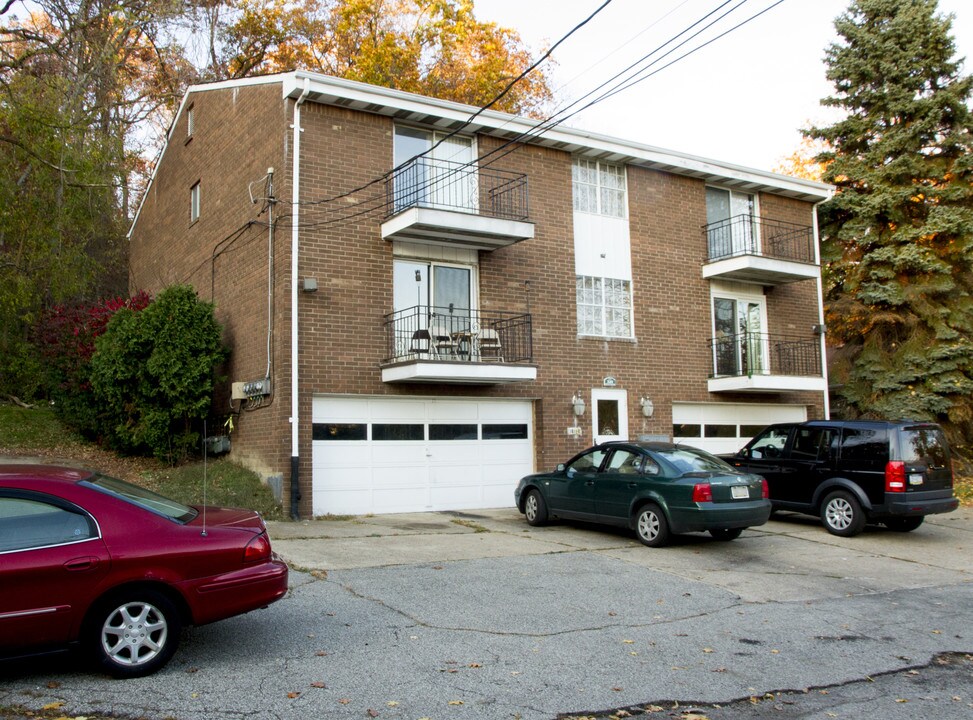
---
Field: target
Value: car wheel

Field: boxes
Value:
[885,516,924,532]
[88,589,182,678]
[820,490,866,537]
[709,527,743,541]
[634,504,670,547]
[524,488,548,527]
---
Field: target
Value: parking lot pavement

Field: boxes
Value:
[2,508,972,720]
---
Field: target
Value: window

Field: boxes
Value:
[313,423,367,441]
[573,159,626,217]
[706,186,757,258]
[566,448,606,474]
[712,291,767,376]
[393,126,476,213]
[577,276,632,337]
[372,424,424,441]
[186,104,195,140]
[0,496,97,552]
[190,182,200,224]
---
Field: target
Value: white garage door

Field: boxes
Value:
[312,396,533,515]
[672,402,808,455]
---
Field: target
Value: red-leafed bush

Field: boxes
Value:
[37,291,151,436]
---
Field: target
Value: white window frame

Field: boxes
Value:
[572,158,627,218]
[186,104,195,139]
[576,275,633,339]
[710,283,769,376]
[190,182,200,224]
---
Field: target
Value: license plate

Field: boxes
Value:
[731,486,749,499]
[909,473,924,486]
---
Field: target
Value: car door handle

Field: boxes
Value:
[585,480,595,486]
[64,557,100,572]
[627,482,638,489]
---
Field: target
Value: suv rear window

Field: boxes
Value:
[900,426,950,467]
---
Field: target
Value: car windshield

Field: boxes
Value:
[82,474,199,523]
[657,447,736,474]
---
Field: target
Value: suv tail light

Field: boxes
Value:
[761,478,769,499]
[885,461,906,493]
[692,483,713,503]
[244,532,272,562]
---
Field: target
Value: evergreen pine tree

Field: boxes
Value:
[809,0,973,439]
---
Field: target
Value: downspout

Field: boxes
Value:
[290,78,310,519]
[812,195,833,420]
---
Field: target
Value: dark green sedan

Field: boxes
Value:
[514,441,771,547]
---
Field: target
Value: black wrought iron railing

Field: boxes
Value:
[704,214,815,264]
[709,332,822,378]
[385,157,529,221]
[383,305,533,365]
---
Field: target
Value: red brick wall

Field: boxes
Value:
[131,81,827,517]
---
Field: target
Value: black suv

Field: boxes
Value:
[725,420,958,536]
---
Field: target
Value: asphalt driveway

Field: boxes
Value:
[2,508,972,719]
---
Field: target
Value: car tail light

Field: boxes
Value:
[244,533,272,562]
[761,478,769,499]
[885,461,906,492]
[692,483,713,503]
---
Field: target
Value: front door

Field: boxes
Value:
[592,389,628,445]
[713,296,767,377]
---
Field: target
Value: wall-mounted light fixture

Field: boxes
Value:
[571,392,586,417]
[639,396,655,418]
[301,277,318,293]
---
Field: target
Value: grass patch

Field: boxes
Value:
[0,403,83,450]
[140,459,284,520]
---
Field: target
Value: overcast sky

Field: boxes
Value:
[475,0,973,173]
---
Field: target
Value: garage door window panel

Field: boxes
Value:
[372,424,425,441]
[429,424,478,441]
[482,424,528,440]
[313,423,367,441]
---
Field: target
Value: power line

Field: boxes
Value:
[288,0,787,231]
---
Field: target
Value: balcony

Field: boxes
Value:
[381,158,535,250]
[381,305,537,384]
[708,332,826,393]
[702,215,818,285]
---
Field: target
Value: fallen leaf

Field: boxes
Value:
[338,698,351,705]
[287,692,301,699]
[609,611,617,616]
[185,667,200,674]
[42,703,65,711]
[896,699,909,703]
[448,700,464,705]
[47,681,61,689]
[932,629,942,634]
[310,681,327,689]
[387,701,399,707]
[703,648,714,653]
[771,649,781,654]
[316,651,328,657]
[367,710,379,718]
[644,705,665,713]
[623,639,635,644]
[468,662,482,668]
[612,686,624,692]
[310,569,328,579]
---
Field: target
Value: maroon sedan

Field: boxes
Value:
[0,464,289,677]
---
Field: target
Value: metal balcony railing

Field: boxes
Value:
[709,332,822,379]
[383,306,533,365]
[704,214,815,264]
[385,157,529,221]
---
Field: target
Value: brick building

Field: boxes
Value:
[128,71,834,518]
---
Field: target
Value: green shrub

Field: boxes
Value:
[90,285,228,463]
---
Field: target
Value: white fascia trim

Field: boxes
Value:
[281,71,833,201]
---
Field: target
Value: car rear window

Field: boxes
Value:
[659,447,735,474]
[901,426,950,467]
[82,474,199,523]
